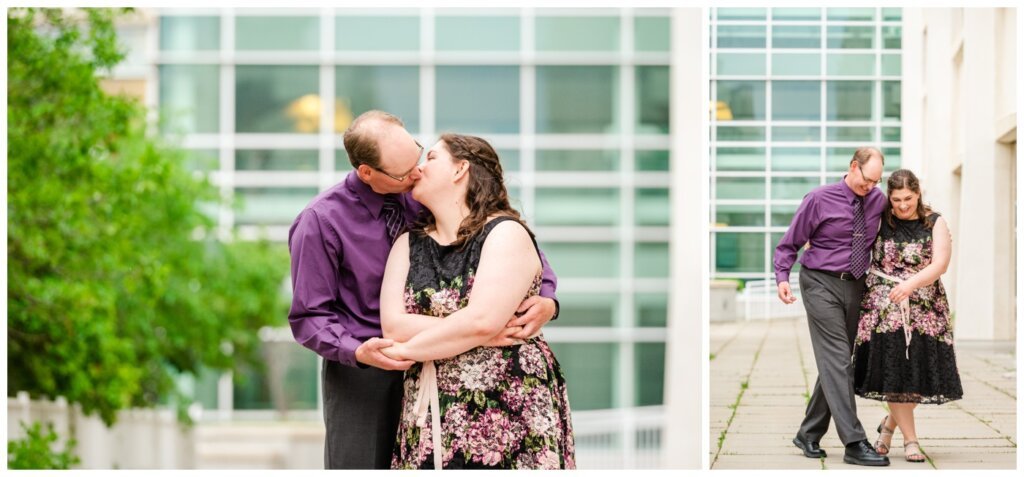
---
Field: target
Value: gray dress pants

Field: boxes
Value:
[321,358,405,469]
[796,268,868,446]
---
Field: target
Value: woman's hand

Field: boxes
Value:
[888,282,915,303]
[379,341,409,362]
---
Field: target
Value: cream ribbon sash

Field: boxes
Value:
[412,360,444,469]
[868,268,913,359]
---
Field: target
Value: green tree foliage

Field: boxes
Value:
[7,422,81,470]
[8,8,289,426]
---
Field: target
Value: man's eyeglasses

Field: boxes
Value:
[858,163,882,187]
[373,141,424,182]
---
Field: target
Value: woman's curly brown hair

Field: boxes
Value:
[884,168,936,229]
[414,133,534,248]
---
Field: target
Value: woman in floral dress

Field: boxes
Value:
[377,133,575,469]
[853,169,963,463]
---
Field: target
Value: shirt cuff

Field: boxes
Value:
[336,334,366,368]
[775,271,790,285]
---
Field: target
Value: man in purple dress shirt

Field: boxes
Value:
[288,111,560,469]
[774,147,890,466]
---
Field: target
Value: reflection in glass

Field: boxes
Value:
[636,293,668,327]
[717,8,767,20]
[773,126,820,142]
[827,26,874,49]
[435,16,519,51]
[883,26,902,49]
[548,293,615,327]
[715,232,766,273]
[772,81,820,120]
[236,16,319,50]
[535,188,619,225]
[716,25,766,48]
[717,53,766,76]
[826,81,873,120]
[827,54,875,76]
[717,126,765,141]
[547,343,617,410]
[827,8,875,22]
[235,187,319,225]
[335,16,419,51]
[537,66,618,133]
[773,26,821,49]
[635,188,670,226]
[436,66,519,134]
[235,66,319,133]
[717,81,766,120]
[535,16,619,51]
[716,177,766,200]
[772,177,820,200]
[634,16,670,52]
[538,242,619,278]
[160,16,219,51]
[636,66,669,133]
[337,66,420,133]
[772,53,821,76]
[771,147,820,172]
[716,147,765,171]
[771,204,800,226]
[882,54,902,76]
[635,243,669,278]
[826,147,858,171]
[636,150,670,171]
[159,65,219,134]
[827,126,874,142]
[772,8,821,21]
[635,343,666,406]
[716,204,766,226]
[236,149,318,171]
[536,150,618,171]
[883,81,901,120]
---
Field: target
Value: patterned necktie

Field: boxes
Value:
[850,196,868,278]
[381,196,405,243]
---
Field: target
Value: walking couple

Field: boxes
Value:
[288,110,575,469]
[775,147,964,466]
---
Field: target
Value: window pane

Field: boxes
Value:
[883,147,902,170]
[772,81,821,120]
[636,293,667,327]
[883,81,901,120]
[335,16,419,51]
[772,8,821,21]
[772,177,819,200]
[236,16,318,51]
[159,65,219,134]
[826,147,857,171]
[233,342,319,411]
[160,16,219,51]
[827,126,874,142]
[635,242,669,278]
[535,188,619,226]
[236,66,319,133]
[716,204,765,226]
[827,26,874,49]
[717,25,766,48]
[717,53,766,76]
[635,343,666,406]
[336,150,352,171]
[881,54,901,76]
[635,188,670,226]
[538,242,619,278]
[536,149,617,171]
[236,149,318,171]
[772,126,820,142]
[336,65,420,133]
[435,16,519,51]
[235,187,318,225]
[183,149,219,173]
[436,66,519,134]
[634,16,669,52]
[827,53,876,76]
[772,147,820,172]
[716,147,765,171]
[498,149,520,172]
[716,126,765,141]
[771,203,800,226]
[537,66,618,133]
[826,81,873,120]
[548,293,614,327]
[772,53,821,76]
[883,8,903,22]
[535,16,619,51]
[827,8,875,21]
[882,126,901,142]
[716,177,766,200]
[772,26,821,49]
[717,81,766,120]
[637,66,669,134]
[636,150,670,171]
[770,233,802,275]
[548,343,617,410]
[718,8,766,20]
[715,232,766,273]
[883,26,902,49]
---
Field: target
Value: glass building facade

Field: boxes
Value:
[154,8,673,419]
[710,7,902,285]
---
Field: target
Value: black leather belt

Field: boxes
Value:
[807,268,860,281]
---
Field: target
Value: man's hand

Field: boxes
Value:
[483,325,528,347]
[355,338,414,370]
[777,282,797,304]
[507,296,556,340]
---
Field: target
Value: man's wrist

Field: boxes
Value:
[550,297,560,321]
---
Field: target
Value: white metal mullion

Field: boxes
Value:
[820,7,828,190]
[619,7,637,468]
[763,13,775,298]
[420,8,436,142]
[710,7,718,279]
[521,9,537,227]
[319,8,335,192]
[217,8,235,420]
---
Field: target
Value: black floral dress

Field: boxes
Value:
[853,213,963,404]
[391,217,575,469]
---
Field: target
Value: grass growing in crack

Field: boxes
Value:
[711,322,770,468]
[710,352,716,361]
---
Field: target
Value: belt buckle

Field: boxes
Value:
[840,272,853,281]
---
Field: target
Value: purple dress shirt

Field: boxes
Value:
[288,172,559,368]
[773,176,886,284]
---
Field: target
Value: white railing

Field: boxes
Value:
[7,392,194,469]
[570,405,664,469]
[737,277,807,320]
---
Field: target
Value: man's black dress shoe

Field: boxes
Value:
[843,439,890,466]
[792,435,826,458]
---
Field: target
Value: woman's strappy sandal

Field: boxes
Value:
[904,441,926,462]
[874,415,894,456]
